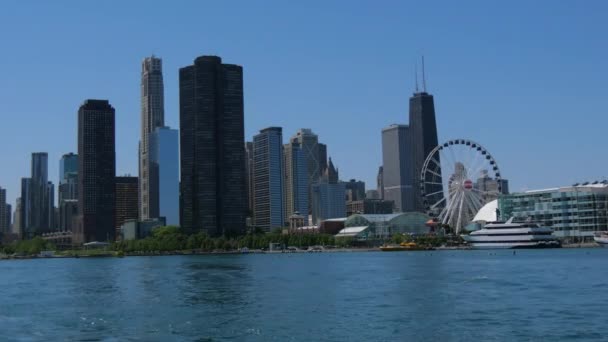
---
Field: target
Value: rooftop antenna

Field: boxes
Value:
[415,61,419,92]
[422,56,427,92]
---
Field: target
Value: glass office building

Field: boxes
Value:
[149,126,179,226]
[499,182,608,240]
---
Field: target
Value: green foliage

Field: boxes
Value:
[110,225,345,253]
[1,237,57,256]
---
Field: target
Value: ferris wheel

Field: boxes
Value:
[419,139,503,233]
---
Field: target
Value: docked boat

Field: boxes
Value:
[461,218,561,249]
[380,242,431,251]
[593,232,608,247]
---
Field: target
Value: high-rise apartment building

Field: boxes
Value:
[148,127,179,225]
[284,141,308,221]
[179,55,247,236]
[253,127,285,231]
[76,100,116,243]
[19,178,31,238]
[140,56,165,221]
[115,176,139,237]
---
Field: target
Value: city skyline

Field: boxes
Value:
[1,1,607,207]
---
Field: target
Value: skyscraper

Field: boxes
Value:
[115,176,139,236]
[19,178,31,238]
[290,129,325,214]
[77,100,116,243]
[284,141,308,221]
[409,63,440,211]
[382,124,415,212]
[343,179,366,202]
[59,153,78,203]
[148,126,179,225]
[311,158,346,225]
[0,187,8,233]
[377,166,385,200]
[245,142,255,219]
[179,55,247,236]
[59,153,78,231]
[140,56,165,221]
[252,127,285,231]
[29,152,52,233]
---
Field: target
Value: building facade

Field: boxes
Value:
[0,187,7,233]
[253,127,285,231]
[179,55,247,236]
[409,89,441,212]
[245,141,255,220]
[140,56,165,221]
[283,141,308,222]
[382,124,415,212]
[148,126,179,225]
[115,176,139,238]
[30,152,53,234]
[343,179,366,202]
[59,153,78,203]
[77,100,116,243]
[499,183,608,240]
[290,129,325,214]
[311,158,346,225]
[346,199,394,217]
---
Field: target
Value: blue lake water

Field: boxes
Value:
[1,249,607,341]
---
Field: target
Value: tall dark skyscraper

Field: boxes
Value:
[77,100,116,243]
[0,186,8,233]
[409,86,440,212]
[253,127,285,231]
[179,56,247,236]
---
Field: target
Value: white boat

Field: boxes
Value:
[593,232,608,247]
[462,218,561,249]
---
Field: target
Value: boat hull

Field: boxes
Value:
[466,241,561,250]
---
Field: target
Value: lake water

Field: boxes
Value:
[1,249,607,341]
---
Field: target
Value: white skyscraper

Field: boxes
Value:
[139,56,165,220]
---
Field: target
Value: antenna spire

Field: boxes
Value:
[415,61,419,92]
[422,56,427,92]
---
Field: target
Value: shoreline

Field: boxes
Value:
[0,243,602,260]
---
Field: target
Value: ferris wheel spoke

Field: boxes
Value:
[426,169,442,180]
[425,189,445,198]
[429,196,447,209]
[455,190,466,232]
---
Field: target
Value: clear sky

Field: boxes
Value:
[0,1,607,206]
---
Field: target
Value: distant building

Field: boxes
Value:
[121,218,166,241]
[377,166,384,200]
[30,153,53,235]
[140,56,165,221]
[0,187,8,233]
[290,129,325,213]
[476,170,509,201]
[311,158,346,225]
[148,126,179,225]
[346,199,394,217]
[382,124,415,212]
[284,141,308,221]
[499,182,608,240]
[343,179,365,202]
[245,142,254,219]
[19,178,31,237]
[179,56,246,236]
[253,127,285,231]
[59,199,78,233]
[59,153,78,202]
[366,190,380,200]
[76,99,116,243]
[13,198,21,237]
[115,176,139,237]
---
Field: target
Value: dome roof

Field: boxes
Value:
[473,199,498,222]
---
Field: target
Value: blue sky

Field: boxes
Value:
[0,1,607,206]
